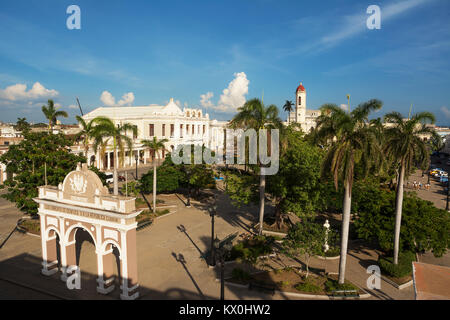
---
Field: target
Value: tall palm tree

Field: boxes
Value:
[75,116,102,164]
[141,137,169,213]
[230,98,282,235]
[92,117,138,195]
[283,100,294,124]
[41,99,68,132]
[383,111,436,265]
[314,99,382,284]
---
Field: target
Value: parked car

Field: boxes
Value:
[105,172,114,183]
[430,169,443,175]
[441,176,448,184]
[434,170,448,178]
[118,175,126,182]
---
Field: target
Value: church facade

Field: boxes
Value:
[287,83,320,132]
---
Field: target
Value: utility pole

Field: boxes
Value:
[76,97,84,116]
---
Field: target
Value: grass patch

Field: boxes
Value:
[295,277,322,293]
[19,219,40,235]
[228,267,362,296]
[378,251,415,279]
[228,235,275,263]
[231,268,252,283]
[135,197,148,208]
[324,278,358,292]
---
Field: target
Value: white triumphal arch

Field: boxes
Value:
[34,163,142,300]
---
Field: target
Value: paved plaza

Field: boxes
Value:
[0,181,425,301]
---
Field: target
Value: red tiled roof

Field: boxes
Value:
[296,82,305,93]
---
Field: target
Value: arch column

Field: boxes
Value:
[96,225,116,294]
[60,227,77,282]
[119,229,139,300]
[40,215,59,276]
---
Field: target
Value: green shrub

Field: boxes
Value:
[230,236,274,263]
[231,268,251,281]
[324,278,357,293]
[121,181,141,197]
[295,278,321,293]
[353,180,449,257]
[378,251,416,278]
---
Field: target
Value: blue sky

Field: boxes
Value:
[0,0,449,125]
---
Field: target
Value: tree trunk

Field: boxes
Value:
[153,161,157,214]
[393,164,405,265]
[113,147,118,195]
[338,180,352,284]
[258,172,266,235]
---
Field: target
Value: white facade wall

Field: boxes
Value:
[81,99,227,169]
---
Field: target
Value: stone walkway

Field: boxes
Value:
[0,184,416,300]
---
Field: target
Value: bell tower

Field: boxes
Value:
[295,82,306,124]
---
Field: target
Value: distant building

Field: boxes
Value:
[0,125,24,184]
[287,82,321,132]
[81,98,227,170]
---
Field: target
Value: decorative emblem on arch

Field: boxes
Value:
[69,174,87,194]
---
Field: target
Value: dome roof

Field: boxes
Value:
[296,82,305,93]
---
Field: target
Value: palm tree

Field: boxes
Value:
[41,99,68,132]
[383,111,436,265]
[230,98,282,235]
[283,100,294,124]
[92,117,138,195]
[141,137,169,213]
[314,99,382,284]
[75,116,102,164]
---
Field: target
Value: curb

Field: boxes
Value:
[381,275,413,290]
[16,218,41,238]
[315,255,340,260]
[221,280,371,300]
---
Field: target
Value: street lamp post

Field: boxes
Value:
[209,204,217,267]
[135,154,138,180]
[214,238,232,300]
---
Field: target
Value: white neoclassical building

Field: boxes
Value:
[79,98,227,170]
[287,82,320,132]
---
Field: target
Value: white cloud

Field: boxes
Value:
[0,82,58,102]
[200,72,249,113]
[100,91,135,106]
[441,106,450,119]
[118,92,135,106]
[285,0,432,56]
[340,104,348,111]
[200,92,214,108]
[68,104,79,109]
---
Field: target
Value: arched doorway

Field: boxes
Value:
[75,228,98,292]
[42,228,62,275]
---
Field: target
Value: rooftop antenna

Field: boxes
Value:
[76,97,84,116]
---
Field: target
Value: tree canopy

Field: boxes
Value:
[0,132,85,215]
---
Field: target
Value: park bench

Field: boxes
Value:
[331,289,360,298]
[248,282,276,295]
